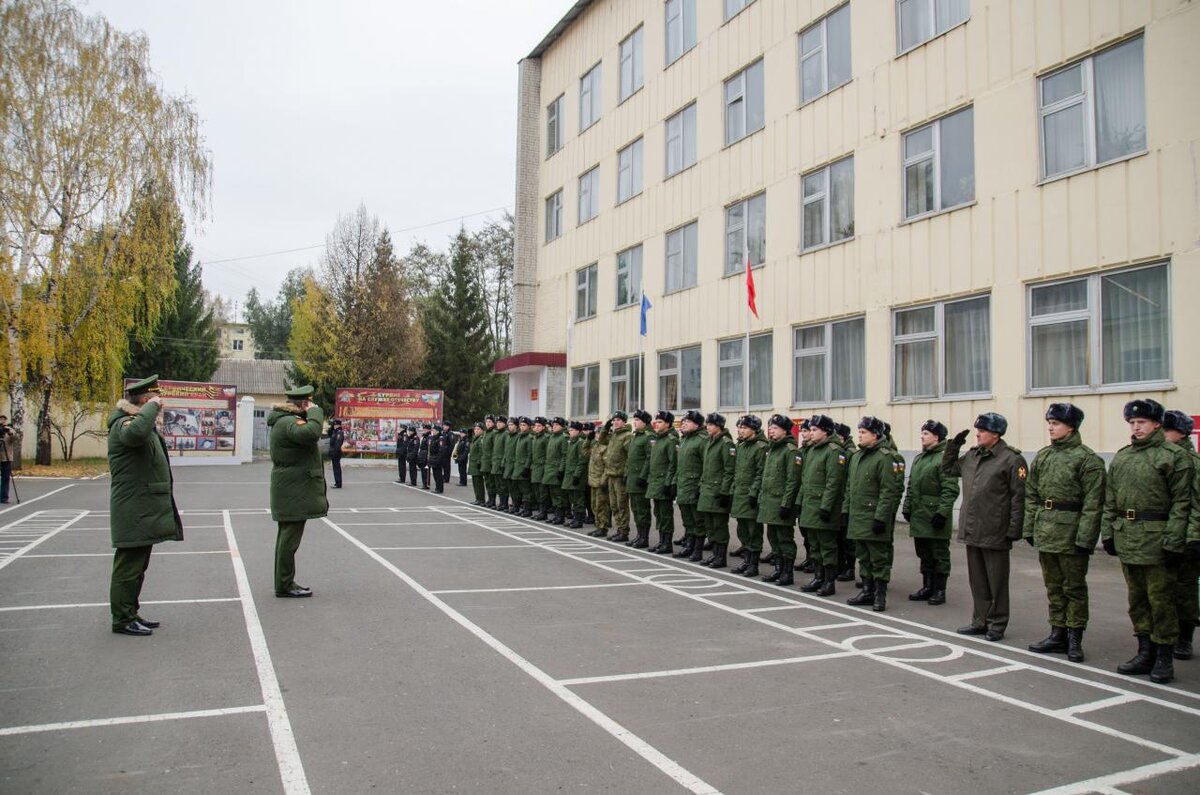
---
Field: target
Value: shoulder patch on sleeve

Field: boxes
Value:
[837,453,847,465]
[794,454,803,466]
[1017,465,1027,480]
[729,445,736,456]
[122,419,133,427]
[893,461,906,473]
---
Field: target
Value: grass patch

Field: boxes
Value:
[17,457,109,479]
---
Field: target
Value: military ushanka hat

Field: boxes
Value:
[1123,398,1164,423]
[1162,409,1194,435]
[809,414,837,434]
[632,409,652,424]
[285,385,315,399]
[921,419,948,440]
[611,410,629,422]
[1045,402,1084,429]
[767,413,793,432]
[681,409,705,427]
[126,374,161,396]
[551,416,567,427]
[857,416,887,438]
[654,410,675,425]
[974,412,1008,435]
[705,412,726,428]
[736,414,761,431]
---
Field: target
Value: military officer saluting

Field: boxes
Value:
[267,385,328,598]
[107,375,183,636]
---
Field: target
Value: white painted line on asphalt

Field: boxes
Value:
[697,591,755,598]
[0,510,90,573]
[0,705,267,737]
[431,582,647,595]
[1056,694,1140,717]
[333,521,474,526]
[324,516,722,795]
[0,484,75,516]
[223,511,310,795]
[0,597,240,613]
[559,649,866,686]
[370,544,535,551]
[743,605,811,613]
[802,621,868,632]
[22,550,230,558]
[944,664,1026,682]
[1026,752,1200,794]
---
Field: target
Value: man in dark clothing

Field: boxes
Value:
[328,419,345,489]
[429,425,449,494]
[454,427,470,486]
[440,420,456,486]
[405,426,419,486]
[0,414,14,503]
[417,425,432,489]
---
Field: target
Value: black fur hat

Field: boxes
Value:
[705,412,726,428]
[1123,399,1164,423]
[736,415,762,431]
[809,414,836,434]
[1045,403,1084,429]
[857,416,887,438]
[768,414,793,433]
[1163,410,1194,435]
[974,412,1008,435]
[920,419,948,440]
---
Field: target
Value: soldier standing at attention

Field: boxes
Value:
[730,416,767,574]
[395,424,408,484]
[328,418,345,489]
[544,417,568,524]
[562,421,588,528]
[843,417,905,610]
[513,417,534,517]
[478,416,496,506]
[440,420,456,486]
[468,422,487,505]
[647,411,678,554]
[404,425,419,486]
[604,411,633,543]
[428,424,447,494]
[491,416,510,511]
[625,410,654,548]
[945,412,1026,642]
[501,417,520,513]
[902,420,959,606]
[672,410,707,559]
[790,419,814,571]
[1104,399,1192,684]
[1024,403,1105,662]
[587,422,611,537]
[268,385,328,599]
[757,415,798,584]
[795,415,848,596]
[416,424,432,490]
[107,375,183,636]
[697,413,737,568]
[1162,410,1200,661]
[529,417,549,520]
[831,422,858,581]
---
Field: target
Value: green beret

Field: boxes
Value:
[285,385,315,399]
[126,374,160,395]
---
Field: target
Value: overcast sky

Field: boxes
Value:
[83,0,568,313]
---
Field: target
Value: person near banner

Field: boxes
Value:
[0,414,14,503]
[587,422,611,536]
[730,415,767,574]
[328,418,345,489]
[416,424,432,490]
[673,410,707,559]
[454,427,470,486]
[268,384,328,599]
[902,420,959,606]
[404,425,419,486]
[758,414,799,583]
[1161,410,1200,661]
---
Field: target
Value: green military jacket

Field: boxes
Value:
[843,439,905,541]
[543,429,567,486]
[604,424,632,477]
[530,430,548,483]
[757,436,798,526]
[647,428,678,500]
[488,428,506,474]
[513,431,533,479]
[731,431,768,520]
[1181,437,1200,543]
[698,429,737,513]
[267,402,329,523]
[468,432,485,475]
[944,437,1026,550]
[477,426,494,473]
[107,399,183,548]
[588,430,609,487]
[1102,428,1192,564]
[1023,431,1106,554]
[675,429,706,506]
[794,436,848,530]
[902,441,959,540]
[562,435,586,489]
[626,427,652,494]
[502,429,520,478]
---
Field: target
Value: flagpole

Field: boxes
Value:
[744,256,751,415]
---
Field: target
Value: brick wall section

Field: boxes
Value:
[512,57,542,356]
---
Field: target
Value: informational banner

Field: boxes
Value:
[124,378,238,457]
[334,388,444,454]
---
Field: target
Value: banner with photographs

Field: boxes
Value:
[124,378,238,457]
[334,388,444,454]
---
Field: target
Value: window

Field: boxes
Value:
[665,103,697,177]
[1027,263,1170,390]
[719,334,773,409]
[617,138,644,203]
[545,190,563,241]
[578,166,599,224]
[619,26,644,102]
[724,60,764,146]
[665,221,698,293]
[658,346,702,411]
[793,318,865,405]
[897,0,969,54]
[610,356,643,413]
[576,264,598,320]
[903,106,974,220]
[799,4,851,103]
[615,245,643,308]
[1038,37,1146,180]
[546,95,564,157]
[802,156,854,250]
[892,295,991,399]
[580,62,602,131]
[725,193,766,275]
[724,0,756,21]
[232,339,244,351]
[572,365,600,417]
[665,0,697,65]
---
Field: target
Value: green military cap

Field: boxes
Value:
[285,385,315,399]
[126,374,161,395]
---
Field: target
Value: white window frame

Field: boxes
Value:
[546,94,564,157]
[571,364,600,418]
[610,355,643,413]
[724,0,756,22]
[619,26,644,103]
[896,0,970,56]
[658,345,702,412]
[578,166,599,224]
[719,333,773,410]
[724,60,764,146]
[891,294,991,401]
[617,138,644,203]
[580,62,602,132]
[902,106,974,221]
[232,339,244,351]
[665,102,697,178]
[801,155,854,251]
[576,263,598,321]
[664,220,698,294]
[724,192,766,276]
[615,245,643,309]
[545,190,563,242]
[798,3,851,105]
[665,0,697,66]
[792,317,866,406]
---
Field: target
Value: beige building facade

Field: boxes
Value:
[218,321,257,360]
[505,0,1200,455]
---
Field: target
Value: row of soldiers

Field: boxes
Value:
[394,421,469,493]
[461,400,1198,684]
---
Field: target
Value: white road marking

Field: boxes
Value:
[333,521,473,526]
[0,705,267,736]
[1056,694,1140,717]
[222,511,310,795]
[0,511,90,573]
[803,621,868,632]
[0,597,240,613]
[945,664,1025,682]
[369,544,535,551]
[22,550,229,558]
[1026,751,1200,794]
[0,484,75,516]
[432,582,647,595]
[743,605,810,613]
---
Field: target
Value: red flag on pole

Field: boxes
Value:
[745,255,759,318]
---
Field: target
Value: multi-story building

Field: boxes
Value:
[218,321,257,360]
[498,0,1199,455]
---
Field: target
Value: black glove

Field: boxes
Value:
[667,485,677,501]
[930,514,946,531]
[717,494,731,510]
[1025,536,1035,547]
[952,429,970,446]
[778,506,792,521]
[749,495,758,510]
[522,468,531,479]
[871,519,886,535]
[1163,549,1185,569]
[818,508,831,523]
[637,477,648,489]
[1102,537,1117,557]
[1074,545,1093,556]
[1189,540,1200,561]
[840,514,849,531]
[902,511,912,523]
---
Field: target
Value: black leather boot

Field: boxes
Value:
[927,573,947,605]
[531,504,546,521]
[702,539,714,551]
[631,530,649,549]
[847,578,875,606]
[730,546,745,558]
[497,496,508,511]
[797,557,815,573]
[587,527,608,537]
[872,581,888,612]
[731,552,751,575]
[799,565,824,593]
[1175,624,1194,660]
[909,572,933,601]
[759,550,774,564]
[836,556,855,582]
[673,536,694,558]
[740,554,759,577]
[1150,644,1175,683]
[761,557,783,583]
[689,538,706,562]
[1028,626,1068,654]
[609,531,629,543]
[816,570,836,597]
[1117,635,1155,675]
[776,558,795,586]
[705,543,727,569]
[1067,628,1085,662]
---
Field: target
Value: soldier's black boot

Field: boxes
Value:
[1028,626,1068,654]
[673,536,694,558]
[836,556,856,582]
[761,557,783,583]
[497,496,508,512]
[731,552,751,575]
[1150,644,1175,684]
[1067,628,1085,663]
[872,581,888,612]
[652,533,672,555]
[740,554,759,578]
[587,527,607,537]
[1174,624,1194,660]
[928,573,947,606]
[799,565,824,593]
[631,530,649,550]
[609,530,629,543]
[816,569,836,597]
[776,558,795,586]
[531,504,546,521]
[759,550,774,564]
[705,543,727,569]
[689,537,706,562]
[909,572,933,601]
[730,546,745,558]
[702,539,714,551]
[847,578,875,606]
[798,557,815,573]
[1117,635,1155,676]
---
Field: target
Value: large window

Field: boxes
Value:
[903,106,974,220]
[576,263,597,320]
[619,26,644,102]
[799,4,851,104]
[897,0,969,54]
[665,0,697,65]
[617,138,644,203]
[659,346,702,411]
[546,95,564,157]
[802,156,854,250]
[545,190,562,242]
[725,193,766,275]
[719,334,773,409]
[724,60,764,146]
[665,103,697,177]
[793,317,865,405]
[578,166,599,224]
[724,0,756,21]
[893,295,991,400]
[610,356,643,413]
[616,245,643,308]
[572,365,600,417]
[580,62,602,131]
[665,221,698,293]
[1028,263,1170,390]
[1038,37,1145,180]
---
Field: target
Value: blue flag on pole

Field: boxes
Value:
[639,294,652,336]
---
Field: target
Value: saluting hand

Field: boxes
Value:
[951,429,970,446]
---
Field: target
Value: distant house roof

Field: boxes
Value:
[527,0,595,58]
[211,358,292,396]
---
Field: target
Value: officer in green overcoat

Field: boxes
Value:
[587,423,611,536]
[543,417,568,524]
[1104,399,1193,684]
[902,420,959,606]
[500,417,519,512]
[491,416,511,511]
[468,423,487,505]
[1162,410,1200,661]
[268,385,328,598]
[1024,403,1106,662]
[107,375,183,636]
[794,414,848,594]
[561,421,588,528]
[625,410,654,548]
[478,416,497,507]
[757,415,798,583]
[843,417,905,610]
[730,416,767,574]
[529,417,549,519]
[673,410,707,559]
[647,411,678,554]
[513,417,534,517]
[697,413,737,567]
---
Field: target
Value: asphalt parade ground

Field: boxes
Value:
[1,463,1198,795]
